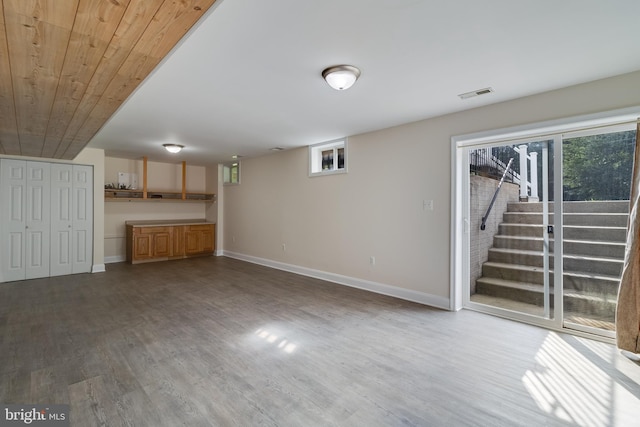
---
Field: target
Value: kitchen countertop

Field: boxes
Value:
[125,219,214,227]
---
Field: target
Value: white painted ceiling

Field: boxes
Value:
[88,0,640,166]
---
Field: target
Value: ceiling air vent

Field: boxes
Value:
[458,87,494,100]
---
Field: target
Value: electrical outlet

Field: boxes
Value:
[282,243,286,251]
[232,236,236,243]
[370,256,375,265]
[423,199,434,211]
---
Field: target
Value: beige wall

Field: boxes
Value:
[222,70,640,308]
[104,156,211,262]
[105,157,206,192]
[205,165,222,252]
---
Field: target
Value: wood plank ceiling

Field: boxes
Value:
[0,0,216,159]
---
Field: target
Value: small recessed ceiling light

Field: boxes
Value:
[163,143,184,153]
[270,147,285,151]
[458,87,494,100]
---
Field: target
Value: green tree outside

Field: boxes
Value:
[563,130,636,201]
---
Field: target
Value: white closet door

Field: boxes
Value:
[72,165,93,273]
[25,162,51,279]
[50,164,73,277]
[0,159,27,282]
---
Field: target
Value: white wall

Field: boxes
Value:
[222,70,640,309]
[104,156,211,262]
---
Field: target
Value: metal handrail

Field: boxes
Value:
[480,158,514,231]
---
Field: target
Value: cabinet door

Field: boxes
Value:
[172,226,185,257]
[185,228,202,255]
[133,230,153,260]
[185,224,214,255]
[25,162,51,280]
[201,225,214,253]
[152,229,172,257]
[50,164,73,276]
[0,159,26,282]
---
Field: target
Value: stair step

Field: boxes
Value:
[563,225,627,242]
[502,212,628,227]
[564,239,626,258]
[487,248,623,276]
[498,223,626,241]
[475,277,617,317]
[493,236,626,258]
[481,262,620,293]
[507,200,630,213]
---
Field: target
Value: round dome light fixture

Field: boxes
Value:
[322,65,361,91]
[163,144,184,154]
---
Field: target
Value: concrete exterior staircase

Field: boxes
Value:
[475,201,628,321]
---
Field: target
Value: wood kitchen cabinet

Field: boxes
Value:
[126,220,215,264]
[185,224,215,256]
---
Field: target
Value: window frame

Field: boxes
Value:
[223,161,240,185]
[308,138,348,177]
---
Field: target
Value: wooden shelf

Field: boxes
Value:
[105,189,215,202]
[105,157,215,203]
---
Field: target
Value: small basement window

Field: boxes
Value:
[309,138,347,176]
[223,162,240,185]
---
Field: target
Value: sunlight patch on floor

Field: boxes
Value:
[522,333,638,427]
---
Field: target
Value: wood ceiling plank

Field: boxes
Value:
[53,0,166,158]
[3,0,79,157]
[60,0,217,159]
[0,1,20,154]
[41,0,131,158]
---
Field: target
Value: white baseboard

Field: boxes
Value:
[92,264,106,273]
[104,255,126,264]
[222,251,450,310]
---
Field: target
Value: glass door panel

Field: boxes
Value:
[561,126,637,333]
[468,140,554,321]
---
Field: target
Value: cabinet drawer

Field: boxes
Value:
[137,226,170,234]
[186,224,213,231]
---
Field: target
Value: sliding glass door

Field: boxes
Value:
[460,120,637,338]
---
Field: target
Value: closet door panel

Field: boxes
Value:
[0,160,26,282]
[25,162,51,280]
[50,164,73,277]
[72,165,93,273]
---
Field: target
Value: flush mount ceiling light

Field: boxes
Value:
[322,65,361,90]
[163,143,184,153]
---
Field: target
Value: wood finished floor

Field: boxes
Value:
[1,256,639,427]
